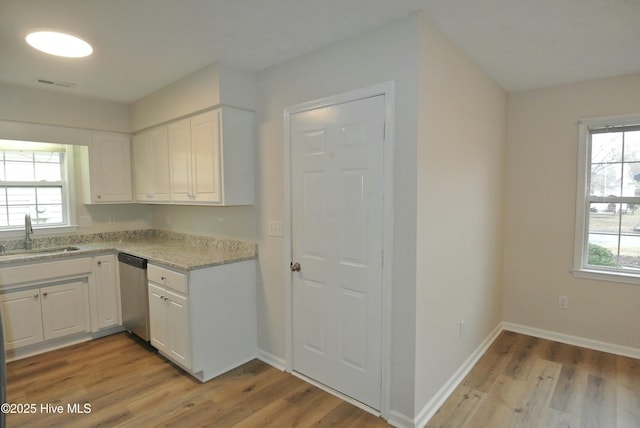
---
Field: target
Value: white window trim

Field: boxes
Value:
[572,113,640,285]
[0,144,78,238]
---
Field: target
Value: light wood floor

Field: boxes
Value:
[6,333,390,427]
[427,330,640,428]
[6,331,640,427]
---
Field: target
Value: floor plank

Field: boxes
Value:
[5,333,389,427]
[427,331,640,428]
[7,330,640,427]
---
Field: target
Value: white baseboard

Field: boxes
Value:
[5,327,125,362]
[256,348,287,371]
[502,322,640,360]
[411,322,504,428]
[387,410,417,428]
[259,323,640,428]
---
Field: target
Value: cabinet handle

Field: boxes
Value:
[161,276,166,281]
[34,293,39,299]
[43,292,48,297]
[97,195,102,199]
[97,261,102,266]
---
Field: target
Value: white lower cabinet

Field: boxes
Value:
[0,289,44,349]
[147,260,256,382]
[148,283,191,369]
[92,254,121,330]
[0,280,89,350]
[0,254,121,358]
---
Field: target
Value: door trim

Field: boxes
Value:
[283,81,395,418]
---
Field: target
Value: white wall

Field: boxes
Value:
[0,84,152,236]
[256,13,420,419]
[151,204,256,241]
[0,83,129,132]
[130,63,257,131]
[415,13,507,414]
[504,73,640,349]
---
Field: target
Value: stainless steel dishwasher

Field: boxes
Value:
[118,252,150,341]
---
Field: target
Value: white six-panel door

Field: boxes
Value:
[291,94,385,410]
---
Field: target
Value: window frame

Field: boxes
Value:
[0,143,76,238]
[573,114,640,284]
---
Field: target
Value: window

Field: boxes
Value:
[574,115,640,282]
[0,141,71,231]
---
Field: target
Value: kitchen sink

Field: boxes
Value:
[1,246,80,256]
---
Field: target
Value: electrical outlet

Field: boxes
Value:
[108,215,116,224]
[558,295,569,310]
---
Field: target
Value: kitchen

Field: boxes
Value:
[1,1,421,425]
[2,1,639,427]
[0,53,393,423]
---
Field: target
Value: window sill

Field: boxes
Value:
[571,268,640,285]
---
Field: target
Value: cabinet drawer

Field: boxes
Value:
[148,264,187,294]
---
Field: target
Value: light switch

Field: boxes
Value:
[267,221,284,237]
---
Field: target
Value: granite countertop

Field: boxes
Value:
[0,230,257,271]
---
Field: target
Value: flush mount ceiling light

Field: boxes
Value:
[25,31,93,58]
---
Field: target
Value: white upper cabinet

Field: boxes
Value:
[78,132,133,204]
[156,107,253,206]
[132,126,171,202]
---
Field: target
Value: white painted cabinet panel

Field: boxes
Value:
[148,283,169,353]
[0,289,44,350]
[41,281,89,340]
[78,132,133,204]
[165,289,191,368]
[93,254,121,330]
[148,281,191,370]
[132,127,171,202]
[164,107,254,206]
[168,118,195,202]
[190,111,222,203]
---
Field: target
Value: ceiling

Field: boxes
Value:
[1,0,639,103]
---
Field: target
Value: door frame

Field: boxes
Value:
[283,81,395,418]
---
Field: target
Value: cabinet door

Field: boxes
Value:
[190,111,222,203]
[168,119,193,202]
[89,133,133,202]
[165,289,191,369]
[132,131,152,200]
[148,283,168,353]
[41,281,89,340]
[0,289,44,350]
[133,127,171,202]
[94,255,121,329]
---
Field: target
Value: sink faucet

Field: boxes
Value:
[25,213,33,250]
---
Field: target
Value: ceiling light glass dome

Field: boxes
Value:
[26,31,93,58]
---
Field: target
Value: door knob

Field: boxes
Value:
[290,262,301,272]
